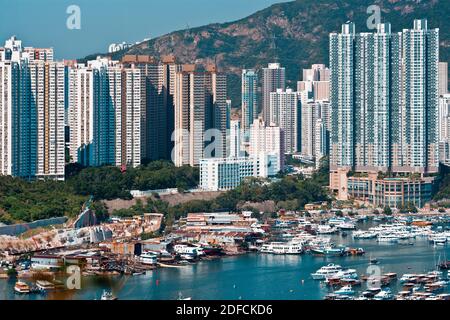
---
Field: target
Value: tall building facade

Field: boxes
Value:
[262,63,285,123]
[173,64,227,167]
[68,58,141,168]
[249,118,284,174]
[439,62,448,96]
[269,88,299,154]
[121,54,179,161]
[329,20,439,207]
[241,69,258,132]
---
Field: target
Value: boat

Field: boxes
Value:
[173,244,204,256]
[438,260,450,270]
[100,290,117,300]
[259,241,303,254]
[377,234,399,243]
[177,292,192,300]
[310,246,344,256]
[35,280,55,292]
[337,222,356,230]
[370,258,379,265]
[14,281,30,294]
[374,288,394,300]
[311,264,342,280]
[139,251,158,265]
[316,225,338,234]
[352,231,378,239]
[335,285,355,295]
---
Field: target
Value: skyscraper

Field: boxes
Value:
[269,88,299,154]
[121,54,180,161]
[329,20,439,207]
[262,63,285,124]
[173,64,227,167]
[241,69,258,132]
[29,60,66,180]
[249,118,284,173]
[68,57,141,169]
[439,62,448,96]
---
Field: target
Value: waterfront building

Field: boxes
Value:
[262,63,285,123]
[241,69,258,132]
[269,88,299,154]
[173,64,227,167]
[329,20,440,207]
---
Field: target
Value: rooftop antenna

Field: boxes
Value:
[270,33,279,63]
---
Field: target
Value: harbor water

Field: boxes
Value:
[2,223,450,300]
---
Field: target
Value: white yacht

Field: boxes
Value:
[332,268,359,280]
[316,225,338,234]
[377,234,399,243]
[335,285,355,295]
[374,288,394,300]
[174,244,205,256]
[139,251,158,265]
[337,222,356,230]
[260,242,303,254]
[311,264,342,280]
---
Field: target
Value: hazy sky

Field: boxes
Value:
[0,0,288,59]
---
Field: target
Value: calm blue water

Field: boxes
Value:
[2,223,450,300]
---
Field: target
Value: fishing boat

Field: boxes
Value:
[335,285,355,295]
[14,281,30,294]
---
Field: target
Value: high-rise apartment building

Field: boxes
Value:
[249,118,284,173]
[68,57,141,168]
[121,54,179,161]
[439,62,448,96]
[269,88,299,154]
[174,64,227,167]
[262,63,285,123]
[29,60,66,180]
[329,20,439,207]
[241,69,258,132]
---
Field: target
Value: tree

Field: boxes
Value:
[383,206,392,215]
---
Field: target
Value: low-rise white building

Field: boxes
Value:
[199,155,278,191]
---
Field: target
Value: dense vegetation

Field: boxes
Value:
[66,161,198,200]
[111,157,331,226]
[0,177,86,224]
[0,161,198,225]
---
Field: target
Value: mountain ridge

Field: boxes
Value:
[81,0,449,106]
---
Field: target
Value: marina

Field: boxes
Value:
[2,217,450,300]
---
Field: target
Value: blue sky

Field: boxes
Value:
[0,0,288,59]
